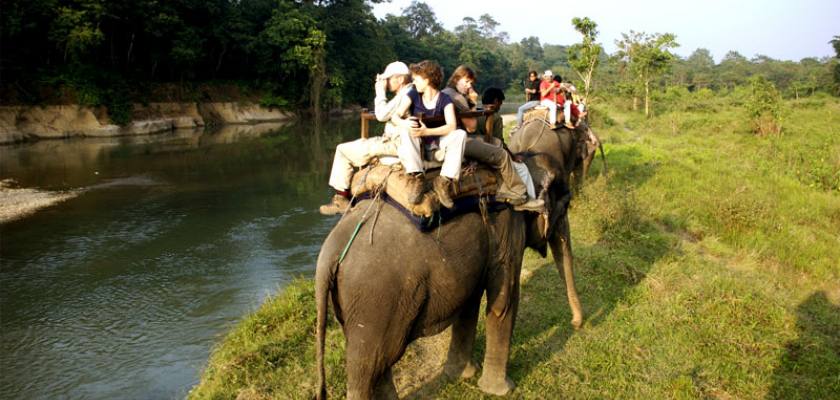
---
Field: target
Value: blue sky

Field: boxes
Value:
[372,0,840,63]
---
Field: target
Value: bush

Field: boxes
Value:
[259,93,290,109]
[41,66,133,125]
[746,76,782,135]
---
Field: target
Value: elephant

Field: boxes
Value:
[314,121,585,399]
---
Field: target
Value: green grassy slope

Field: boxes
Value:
[190,98,840,399]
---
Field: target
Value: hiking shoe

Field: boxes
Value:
[319,194,350,215]
[496,194,527,207]
[513,198,545,213]
[406,173,425,205]
[433,176,454,209]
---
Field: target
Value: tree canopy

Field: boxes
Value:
[1,1,836,113]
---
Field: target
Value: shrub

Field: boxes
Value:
[746,76,782,135]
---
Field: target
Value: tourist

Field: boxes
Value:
[515,71,542,127]
[319,61,420,215]
[441,66,543,212]
[539,70,560,127]
[392,60,467,208]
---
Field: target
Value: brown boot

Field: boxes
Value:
[513,197,545,212]
[433,175,454,208]
[318,194,350,215]
[406,173,425,205]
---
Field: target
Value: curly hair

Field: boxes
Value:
[446,65,476,89]
[409,60,444,90]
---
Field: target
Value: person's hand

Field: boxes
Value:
[466,88,478,104]
[410,119,427,137]
[374,75,387,96]
[404,116,421,129]
[462,117,477,133]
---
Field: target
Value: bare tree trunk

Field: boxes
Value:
[644,80,650,118]
[126,33,135,68]
[632,96,639,111]
[309,49,327,120]
[215,45,227,75]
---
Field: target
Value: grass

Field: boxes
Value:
[189,97,840,399]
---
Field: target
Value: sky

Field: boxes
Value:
[372,0,840,63]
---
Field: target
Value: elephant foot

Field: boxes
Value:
[444,360,477,379]
[478,374,515,396]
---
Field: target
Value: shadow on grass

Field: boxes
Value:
[767,291,840,399]
[508,196,679,383]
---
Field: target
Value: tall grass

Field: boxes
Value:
[190,97,840,399]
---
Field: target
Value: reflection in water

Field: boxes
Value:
[0,118,362,399]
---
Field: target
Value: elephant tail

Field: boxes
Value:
[315,259,333,400]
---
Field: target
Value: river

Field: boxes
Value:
[0,118,363,399]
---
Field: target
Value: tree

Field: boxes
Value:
[519,36,543,62]
[615,31,679,117]
[49,0,106,63]
[401,1,442,39]
[685,48,715,89]
[718,50,750,90]
[567,17,602,99]
[454,15,511,90]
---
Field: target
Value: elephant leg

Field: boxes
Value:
[572,161,585,192]
[582,146,595,179]
[550,214,584,329]
[346,331,404,400]
[346,341,379,400]
[477,267,521,395]
[372,367,398,400]
[444,290,481,379]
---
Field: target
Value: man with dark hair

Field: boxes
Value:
[482,87,506,107]
[515,70,543,127]
[479,87,506,143]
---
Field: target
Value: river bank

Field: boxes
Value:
[0,102,296,144]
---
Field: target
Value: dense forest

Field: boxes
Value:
[2,0,839,120]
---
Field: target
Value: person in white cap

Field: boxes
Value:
[320,61,420,215]
[538,70,561,127]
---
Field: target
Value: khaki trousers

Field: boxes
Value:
[327,127,425,191]
[464,136,527,202]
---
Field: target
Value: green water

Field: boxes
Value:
[0,119,363,399]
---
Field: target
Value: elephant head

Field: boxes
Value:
[508,120,584,329]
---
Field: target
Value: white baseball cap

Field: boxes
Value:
[543,69,553,77]
[381,61,409,79]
